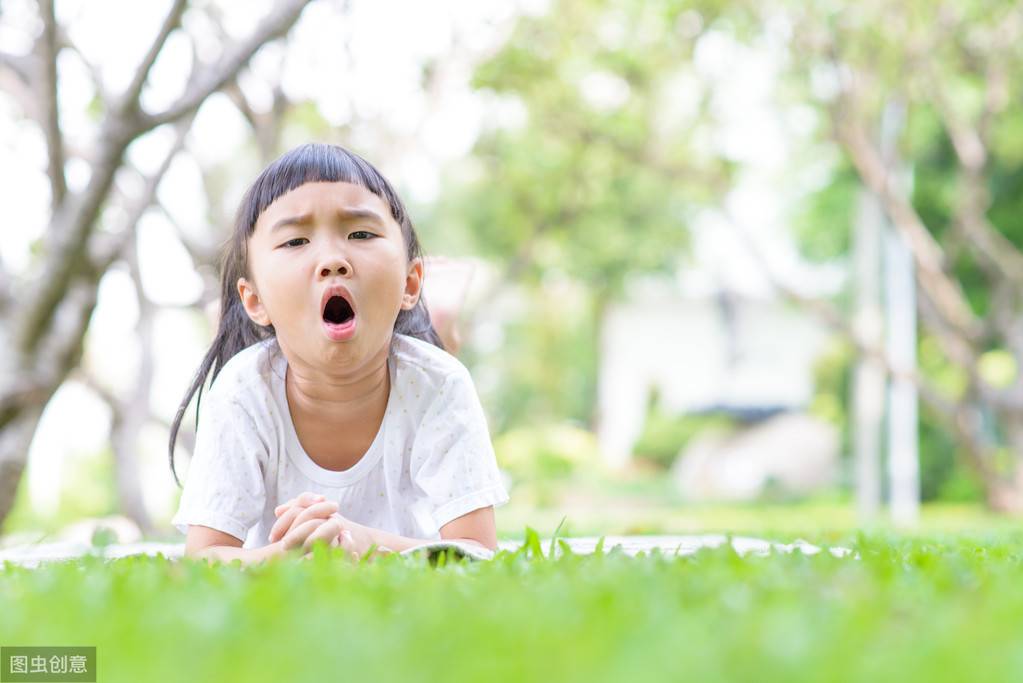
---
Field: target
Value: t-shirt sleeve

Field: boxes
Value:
[170,382,269,543]
[410,369,510,532]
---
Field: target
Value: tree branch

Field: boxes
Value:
[134,0,312,134]
[89,116,194,275]
[116,0,189,117]
[37,0,66,209]
[913,281,979,371]
[921,64,1023,289]
[0,50,32,86]
[831,100,982,342]
[77,370,196,463]
[15,1,310,356]
[223,78,289,162]
[152,201,218,271]
[22,278,100,405]
[0,253,10,315]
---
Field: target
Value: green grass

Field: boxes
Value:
[4,530,1023,682]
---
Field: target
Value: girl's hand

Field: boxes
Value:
[272,491,326,519]
[270,491,394,561]
[330,515,393,561]
[281,516,343,555]
[268,493,338,544]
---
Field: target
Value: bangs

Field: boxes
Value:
[238,143,409,236]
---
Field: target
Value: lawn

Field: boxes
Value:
[3,530,1023,682]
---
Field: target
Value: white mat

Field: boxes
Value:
[0,534,853,568]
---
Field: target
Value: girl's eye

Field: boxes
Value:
[280,237,308,248]
[350,230,375,240]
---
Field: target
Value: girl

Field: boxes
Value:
[168,143,509,564]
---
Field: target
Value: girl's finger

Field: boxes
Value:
[281,518,330,551]
[270,501,336,543]
[289,501,339,530]
[302,519,342,553]
[339,530,359,563]
[275,492,325,517]
[298,492,325,506]
[269,504,305,543]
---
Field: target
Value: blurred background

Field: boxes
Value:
[2,0,1022,547]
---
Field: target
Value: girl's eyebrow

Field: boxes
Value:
[270,208,387,233]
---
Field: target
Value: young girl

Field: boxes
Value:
[168,143,509,564]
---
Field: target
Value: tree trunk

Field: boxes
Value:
[0,407,46,526]
[109,244,157,534]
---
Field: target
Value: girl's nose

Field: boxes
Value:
[321,264,348,277]
[319,258,350,278]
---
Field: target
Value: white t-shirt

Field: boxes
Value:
[171,333,510,548]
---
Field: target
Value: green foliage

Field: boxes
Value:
[494,422,598,482]
[765,0,1023,497]
[424,0,738,436]
[449,0,731,293]
[808,340,852,432]
[806,339,853,488]
[5,533,1023,681]
[282,100,336,143]
[917,407,983,503]
[632,391,738,470]
[791,163,859,263]
[463,279,600,435]
[805,336,985,503]
[58,449,118,521]
[8,449,120,534]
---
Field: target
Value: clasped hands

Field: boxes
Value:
[268,492,393,561]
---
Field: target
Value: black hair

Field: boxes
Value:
[168,143,444,487]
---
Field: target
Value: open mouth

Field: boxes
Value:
[322,296,355,325]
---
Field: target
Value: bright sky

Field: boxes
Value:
[0,0,840,530]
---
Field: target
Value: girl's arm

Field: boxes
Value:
[185,525,273,565]
[272,496,499,559]
[366,505,497,552]
[329,506,497,558]
[185,515,342,565]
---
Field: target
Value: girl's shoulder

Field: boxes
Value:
[206,337,281,403]
[390,333,471,391]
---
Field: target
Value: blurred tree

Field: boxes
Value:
[772,0,1023,511]
[436,0,733,432]
[0,0,313,530]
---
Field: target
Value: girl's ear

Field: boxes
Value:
[401,257,423,310]
[237,277,271,326]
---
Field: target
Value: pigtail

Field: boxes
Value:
[391,201,445,352]
[395,295,445,351]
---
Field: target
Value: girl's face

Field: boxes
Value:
[238,181,422,373]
